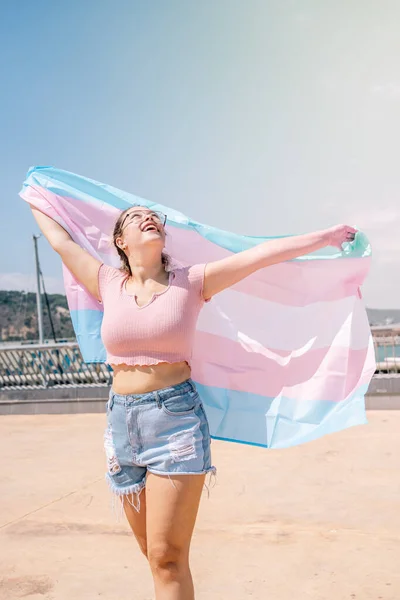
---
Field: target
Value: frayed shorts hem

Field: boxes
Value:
[105,473,146,498]
[105,466,216,497]
[105,466,216,516]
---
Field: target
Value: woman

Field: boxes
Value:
[31,203,356,600]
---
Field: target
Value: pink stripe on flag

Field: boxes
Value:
[192,331,374,402]
[21,185,70,232]
[62,267,103,312]
[61,195,120,255]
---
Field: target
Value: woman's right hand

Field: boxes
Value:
[324,224,358,249]
[31,206,102,302]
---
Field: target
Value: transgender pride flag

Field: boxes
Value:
[20,166,375,449]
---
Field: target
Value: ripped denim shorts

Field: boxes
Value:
[104,379,216,509]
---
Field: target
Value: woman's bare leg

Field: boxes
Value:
[123,490,148,558]
[146,472,205,600]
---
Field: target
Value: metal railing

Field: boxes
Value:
[0,342,111,389]
[373,335,400,374]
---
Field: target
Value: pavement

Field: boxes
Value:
[0,411,399,600]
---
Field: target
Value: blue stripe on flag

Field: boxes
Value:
[69,310,106,363]
[195,382,368,449]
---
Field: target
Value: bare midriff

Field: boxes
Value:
[110,360,192,395]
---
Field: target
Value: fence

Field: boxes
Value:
[0,342,111,389]
[372,332,400,375]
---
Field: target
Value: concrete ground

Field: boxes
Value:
[0,412,399,600]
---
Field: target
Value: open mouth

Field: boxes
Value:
[142,223,159,233]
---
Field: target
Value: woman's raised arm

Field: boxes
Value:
[31,206,102,301]
[203,224,357,300]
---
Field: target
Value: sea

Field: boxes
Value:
[375,344,400,362]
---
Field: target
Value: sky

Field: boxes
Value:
[1,0,400,308]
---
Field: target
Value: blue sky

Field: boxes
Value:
[1,1,400,308]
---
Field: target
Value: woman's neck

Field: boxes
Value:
[127,256,165,284]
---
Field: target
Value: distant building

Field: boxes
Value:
[371,324,400,338]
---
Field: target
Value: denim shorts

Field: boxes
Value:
[104,379,215,506]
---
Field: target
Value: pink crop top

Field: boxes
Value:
[98,263,209,366]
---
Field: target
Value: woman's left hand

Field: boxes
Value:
[325,224,358,249]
